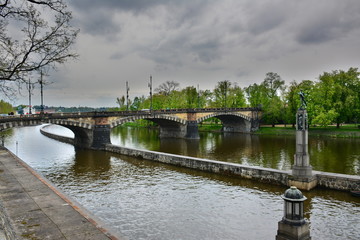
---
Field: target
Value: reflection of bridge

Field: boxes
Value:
[0,108,261,149]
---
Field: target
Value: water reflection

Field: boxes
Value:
[2,125,360,240]
[111,127,360,175]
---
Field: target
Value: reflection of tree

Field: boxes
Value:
[70,149,111,179]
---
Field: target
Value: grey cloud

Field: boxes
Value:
[246,2,288,35]
[295,2,360,44]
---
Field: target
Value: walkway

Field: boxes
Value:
[0,148,125,240]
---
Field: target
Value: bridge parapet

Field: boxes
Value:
[0,107,261,149]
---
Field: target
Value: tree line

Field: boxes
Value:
[115,68,360,128]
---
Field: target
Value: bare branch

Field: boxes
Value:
[0,0,78,91]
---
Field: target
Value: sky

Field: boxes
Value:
[13,0,360,108]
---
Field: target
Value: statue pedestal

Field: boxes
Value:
[291,109,316,190]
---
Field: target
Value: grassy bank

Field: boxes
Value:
[119,121,360,138]
[198,124,222,132]
[257,124,360,138]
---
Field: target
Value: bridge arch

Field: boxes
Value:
[109,114,197,138]
[44,119,111,149]
[109,114,186,128]
[197,112,252,133]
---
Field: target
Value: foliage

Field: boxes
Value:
[0,99,13,113]
[116,67,360,129]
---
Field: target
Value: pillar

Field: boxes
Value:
[91,117,111,149]
[290,109,317,190]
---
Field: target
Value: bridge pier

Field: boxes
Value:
[66,117,111,150]
[158,121,199,139]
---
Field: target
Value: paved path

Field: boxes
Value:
[0,148,125,240]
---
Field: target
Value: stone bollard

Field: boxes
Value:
[276,186,311,240]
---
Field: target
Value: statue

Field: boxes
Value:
[299,90,307,109]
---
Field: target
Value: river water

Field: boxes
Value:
[2,125,360,240]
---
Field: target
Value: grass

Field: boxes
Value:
[257,124,360,138]
[198,124,222,132]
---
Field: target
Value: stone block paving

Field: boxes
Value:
[0,148,125,240]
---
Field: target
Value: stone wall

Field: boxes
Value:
[316,171,360,191]
[105,144,290,186]
[40,126,74,145]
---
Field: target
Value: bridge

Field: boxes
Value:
[0,108,261,149]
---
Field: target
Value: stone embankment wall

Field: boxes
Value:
[316,171,360,191]
[40,125,360,191]
[105,144,290,185]
[40,126,74,145]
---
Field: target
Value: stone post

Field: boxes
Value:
[290,109,317,190]
[276,186,311,240]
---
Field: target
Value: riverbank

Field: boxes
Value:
[0,147,124,240]
[124,122,360,138]
[256,125,360,138]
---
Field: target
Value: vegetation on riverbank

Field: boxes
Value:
[256,124,360,138]
[119,120,360,138]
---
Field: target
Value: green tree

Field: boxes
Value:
[263,72,285,98]
[116,96,126,110]
[228,84,246,108]
[245,83,265,108]
[212,80,231,108]
[0,100,13,113]
[183,86,198,108]
[258,72,286,126]
[313,68,360,127]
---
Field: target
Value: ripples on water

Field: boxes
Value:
[3,125,360,240]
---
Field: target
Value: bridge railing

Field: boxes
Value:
[0,107,262,123]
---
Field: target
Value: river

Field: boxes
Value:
[2,125,360,240]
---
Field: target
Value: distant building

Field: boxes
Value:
[22,107,36,115]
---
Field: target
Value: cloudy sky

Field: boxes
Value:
[15,0,360,107]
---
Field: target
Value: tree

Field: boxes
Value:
[155,81,180,96]
[227,84,246,108]
[262,72,285,98]
[116,96,125,110]
[212,80,231,108]
[183,86,197,108]
[0,99,13,113]
[260,72,285,126]
[245,83,265,108]
[314,68,360,128]
[0,0,79,96]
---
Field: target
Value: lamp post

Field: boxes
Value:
[39,71,44,115]
[197,84,200,109]
[276,186,311,240]
[148,75,153,112]
[126,81,130,111]
[28,79,32,114]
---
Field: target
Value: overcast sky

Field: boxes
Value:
[15,0,360,108]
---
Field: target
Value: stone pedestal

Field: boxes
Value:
[291,109,316,190]
[276,221,311,240]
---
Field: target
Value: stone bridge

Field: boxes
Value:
[0,108,261,149]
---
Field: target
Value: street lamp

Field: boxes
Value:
[126,81,130,111]
[276,186,311,240]
[39,71,44,115]
[282,186,307,225]
[148,75,153,112]
[28,78,32,114]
